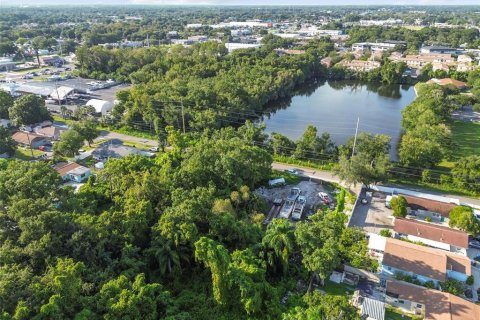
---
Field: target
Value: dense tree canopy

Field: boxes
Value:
[0,125,373,319]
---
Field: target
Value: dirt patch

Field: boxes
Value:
[256,180,338,218]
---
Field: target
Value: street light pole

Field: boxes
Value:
[351,117,360,158]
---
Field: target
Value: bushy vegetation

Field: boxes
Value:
[0,125,374,319]
[391,196,408,218]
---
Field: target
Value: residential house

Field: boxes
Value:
[34,125,66,141]
[12,131,50,149]
[338,59,381,72]
[402,194,458,218]
[432,62,450,72]
[457,54,473,63]
[426,78,468,90]
[385,280,480,320]
[381,238,471,286]
[393,218,469,255]
[54,162,91,183]
[390,53,455,69]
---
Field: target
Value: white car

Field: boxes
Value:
[285,168,300,175]
[318,192,331,204]
[149,147,159,152]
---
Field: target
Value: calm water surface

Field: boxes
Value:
[262,80,416,159]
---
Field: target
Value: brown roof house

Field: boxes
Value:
[381,238,471,287]
[54,162,92,183]
[402,194,457,218]
[394,218,469,255]
[34,126,66,141]
[12,131,50,149]
[426,78,468,90]
[386,280,480,320]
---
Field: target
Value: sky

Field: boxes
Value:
[2,0,480,5]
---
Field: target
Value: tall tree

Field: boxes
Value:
[0,127,15,157]
[335,133,391,187]
[53,129,84,157]
[8,95,51,127]
[262,218,295,275]
[0,91,14,119]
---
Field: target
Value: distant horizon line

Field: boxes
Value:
[3,4,480,6]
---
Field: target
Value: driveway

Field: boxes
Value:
[95,131,158,147]
[349,190,395,234]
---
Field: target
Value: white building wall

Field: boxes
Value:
[405,235,451,251]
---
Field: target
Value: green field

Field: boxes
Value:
[450,120,480,161]
[439,120,480,169]
[14,148,45,160]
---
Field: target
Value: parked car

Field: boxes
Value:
[149,147,159,152]
[285,168,300,175]
[318,192,331,204]
[469,240,480,249]
[38,146,46,151]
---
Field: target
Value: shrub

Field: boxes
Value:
[425,216,432,222]
[442,279,464,295]
[422,169,432,183]
[380,229,392,237]
[439,174,451,185]
[391,196,408,218]
[466,275,474,286]
[473,103,480,112]
[425,280,436,289]
[335,189,346,213]
[449,206,480,235]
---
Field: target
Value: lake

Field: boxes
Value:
[262,80,416,159]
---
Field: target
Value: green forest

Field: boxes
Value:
[0,126,374,320]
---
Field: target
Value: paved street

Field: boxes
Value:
[95,131,158,147]
[271,162,362,194]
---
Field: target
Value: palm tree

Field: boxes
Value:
[60,105,67,119]
[262,219,295,274]
[151,238,189,276]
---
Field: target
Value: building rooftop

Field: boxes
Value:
[394,218,469,248]
[54,162,81,177]
[386,280,480,320]
[11,131,45,145]
[426,78,468,89]
[361,297,385,320]
[383,238,471,282]
[402,194,458,217]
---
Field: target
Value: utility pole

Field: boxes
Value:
[181,98,186,134]
[351,117,360,158]
[26,132,34,159]
[54,80,62,106]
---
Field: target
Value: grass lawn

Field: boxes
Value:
[14,148,44,160]
[449,120,480,161]
[322,280,355,296]
[385,309,413,320]
[269,170,302,185]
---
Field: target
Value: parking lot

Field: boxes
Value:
[349,190,395,234]
[256,179,338,220]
